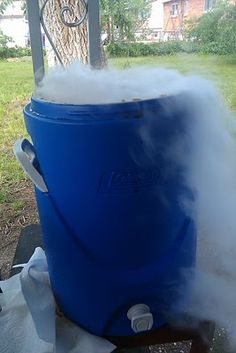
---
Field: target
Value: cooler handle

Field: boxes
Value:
[13,139,48,193]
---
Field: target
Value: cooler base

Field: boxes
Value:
[11,224,214,353]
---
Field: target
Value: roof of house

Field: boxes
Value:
[162,0,178,3]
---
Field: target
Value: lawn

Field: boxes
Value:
[0,59,36,278]
[0,59,33,200]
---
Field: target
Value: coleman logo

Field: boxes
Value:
[98,169,160,193]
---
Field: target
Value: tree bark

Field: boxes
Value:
[41,0,89,67]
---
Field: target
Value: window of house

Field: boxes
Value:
[205,0,213,11]
[171,3,179,16]
[184,0,189,15]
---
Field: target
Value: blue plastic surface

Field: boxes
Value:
[24,96,196,337]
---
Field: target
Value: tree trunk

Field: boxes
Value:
[111,15,115,42]
[40,0,89,67]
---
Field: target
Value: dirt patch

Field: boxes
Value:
[0,180,38,279]
[6,99,29,114]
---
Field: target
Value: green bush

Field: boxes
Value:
[180,41,200,53]
[14,47,32,57]
[106,42,152,57]
[0,29,12,48]
[199,42,232,55]
[0,46,32,59]
[0,22,32,59]
[154,41,183,55]
[187,3,236,55]
[106,40,200,57]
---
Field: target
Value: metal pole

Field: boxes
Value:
[26,0,45,85]
[87,0,102,68]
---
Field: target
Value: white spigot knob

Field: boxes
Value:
[127,304,153,333]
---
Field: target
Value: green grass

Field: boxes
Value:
[0,60,33,202]
[11,199,24,211]
[0,54,236,201]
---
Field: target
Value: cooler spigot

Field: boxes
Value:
[127,304,154,333]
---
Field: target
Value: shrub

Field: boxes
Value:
[106,40,203,57]
[107,42,150,57]
[187,3,236,55]
[0,30,12,48]
[0,46,32,59]
[180,41,200,54]
[0,29,32,59]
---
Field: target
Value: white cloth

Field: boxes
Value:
[0,248,116,353]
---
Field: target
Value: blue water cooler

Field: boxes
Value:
[14,95,196,337]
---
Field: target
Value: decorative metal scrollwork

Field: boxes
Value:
[40,0,88,66]
[60,0,88,28]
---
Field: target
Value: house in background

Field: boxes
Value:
[0,0,29,47]
[146,0,164,41]
[1,0,233,47]
[1,0,165,46]
[162,0,214,40]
